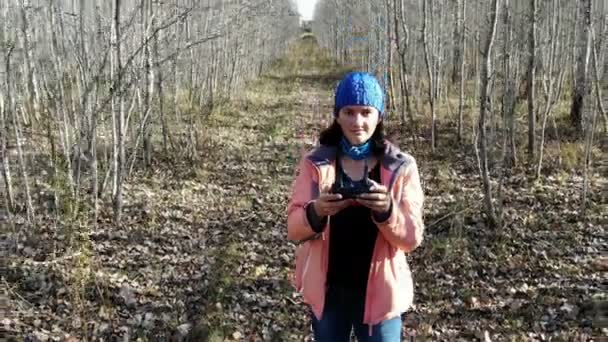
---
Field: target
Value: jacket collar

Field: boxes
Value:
[307,140,410,173]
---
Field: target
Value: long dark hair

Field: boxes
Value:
[319,119,387,156]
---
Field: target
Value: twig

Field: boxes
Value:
[427,205,475,230]
[22,251,83,267]
[3,278,34,309]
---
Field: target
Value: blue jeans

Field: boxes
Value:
[311,286,402,342]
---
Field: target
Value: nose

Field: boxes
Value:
[352,112,364,126]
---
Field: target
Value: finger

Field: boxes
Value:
[356,198,386,210]
[320,184,333,194]
[325,198,351,206]
[320,193,343,201]
[369,185,388,193]
[354,198,373,207]
[327,200,352,210]
[335,199,354,209]
[357,193,386,201]
[326,199,353,213]
[326,206,344,216]
[367,179,387,192]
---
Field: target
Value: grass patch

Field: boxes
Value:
[427,235,470,261]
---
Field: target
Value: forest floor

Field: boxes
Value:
[3,37,607,342]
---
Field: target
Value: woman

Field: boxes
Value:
[286,71,425,341]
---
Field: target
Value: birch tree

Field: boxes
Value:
[1,45,15,212]
[582,29,606,212]
[422,0,437,152]
[457,0,466,143]
[111,0,124,223]
[535,0,566,179]
[527,0,537,162]
[478,0,500,228]
[393,0,415,136]
[570,0,592,136]
[502,0,517,169]
[7,44,34,222]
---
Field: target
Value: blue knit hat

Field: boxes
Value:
[334,71,385,117]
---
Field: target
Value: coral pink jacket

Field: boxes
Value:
[286,141,425,331]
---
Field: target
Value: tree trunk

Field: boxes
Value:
[19,0,41,125]
[478,0,500,228]
[527,0,536,162]
[452,0,463,85]
[155,19,168,154]
[434,1,444,103]
[570,0,592,136]
[536,0,565,179]
[111,0,124,223]
[172,13,182,125]
[6,45,34,222]
[502,0,517,169]
[143,0,154,167]
[48,3,76,199]
[394,0,414,136]
[75,0,98,220]
[422,0,436,153]
[583,29,607,212]
[457,0,466,143]
[384,0,395,114]
[1,48,15,212]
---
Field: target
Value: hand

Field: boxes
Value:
[355,180,392,214]
[313,193,354,217]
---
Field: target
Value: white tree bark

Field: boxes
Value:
[457,0,466,143]
[570,0,592,136]
[422,0,437,153]
[6,45,34,222]
[502,0,517,170]
[527,0,536,162]
[536,0,566,179]
[111,0,124,223]
[582,29,606,212]
[478,0,500,228]
[0,46,15,212]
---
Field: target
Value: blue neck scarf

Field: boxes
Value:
[340,136,372,160]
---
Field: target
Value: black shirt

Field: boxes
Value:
[326,161,381,294]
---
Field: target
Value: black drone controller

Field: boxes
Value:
[330,160,374,199]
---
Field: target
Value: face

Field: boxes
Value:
[336,105,380,145]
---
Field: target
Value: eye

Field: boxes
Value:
[362,109,371,116]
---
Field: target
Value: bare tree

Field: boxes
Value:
[457,0,466,143]
[501,0,517,169]
[6,45,34,222]
[536,0,566,179]
[143,0,154,167]
[111,0,124,223]
[422,0,437,152]
[582,29,606,212]
[18,0,41,125]
[393,0,415,138]
[570,0,592,136]
[527,0,536,162]
[451,0,462,85]
[48,2,76,199]
[1,45,15,212]
[478,0,500,228]
[384,0,396,113]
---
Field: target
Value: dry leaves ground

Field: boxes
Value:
[3,38,607,341]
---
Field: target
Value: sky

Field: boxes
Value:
[296,0,318,20]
